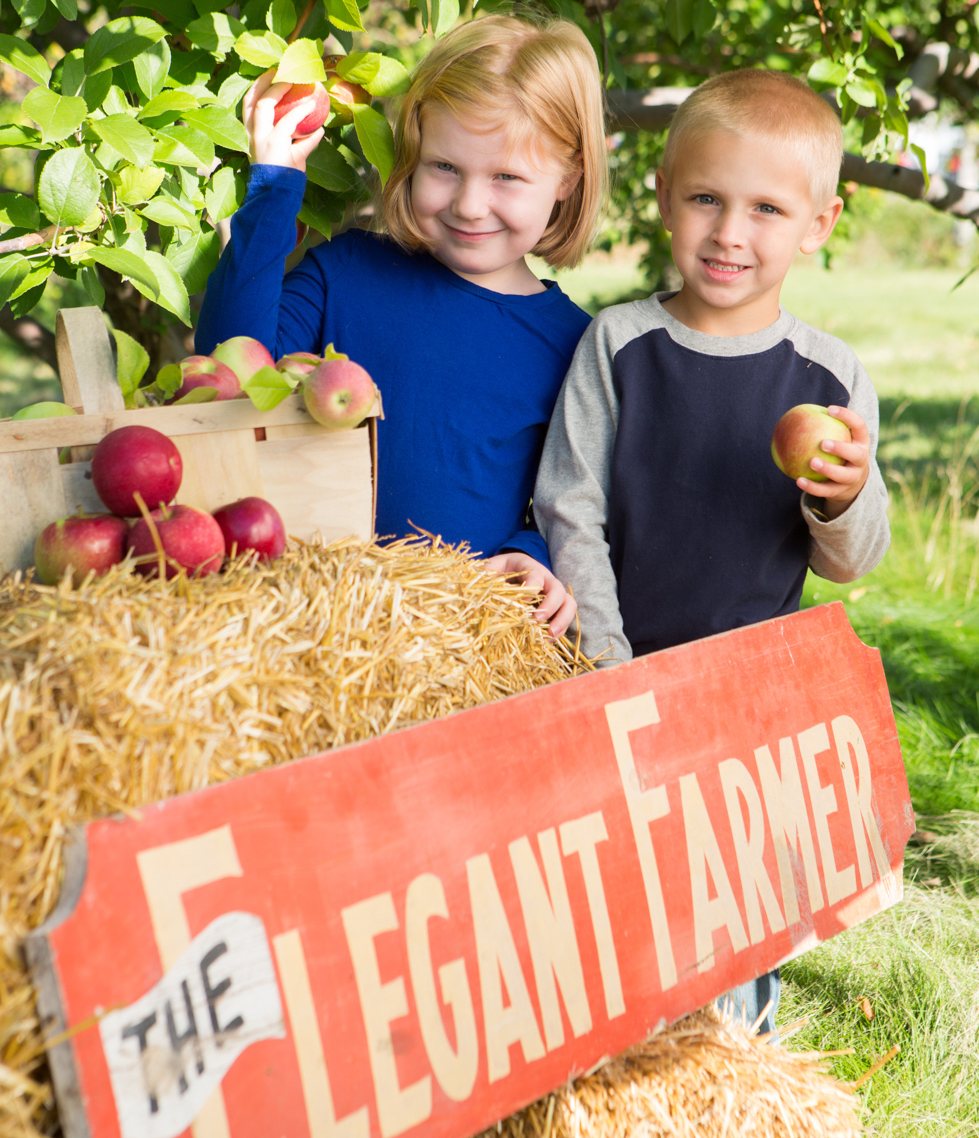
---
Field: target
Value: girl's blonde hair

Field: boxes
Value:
[381,15,608,271]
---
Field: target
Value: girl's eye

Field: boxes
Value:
[497,173,518,181]
[436,162,455,173]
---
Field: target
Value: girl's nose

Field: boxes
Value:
[452,177,490,220]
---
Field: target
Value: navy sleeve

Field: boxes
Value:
[196,164,316,357]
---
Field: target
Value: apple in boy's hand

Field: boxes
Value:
[92,425,183,516]
[771,404,852,483]
[273,82,330,137]
[210,336,276,387]
[34,512,128,586]
[169,356,241,402]
[127,504,226,578]
[303,357,377,429]
[213,497,286,560]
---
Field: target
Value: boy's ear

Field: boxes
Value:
[655,168,673,232]
[799,194,845,255]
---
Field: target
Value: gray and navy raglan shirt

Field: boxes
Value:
[533,294,890,665]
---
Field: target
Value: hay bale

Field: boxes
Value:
[482,1005,863,1138]
[0,536,587,1136]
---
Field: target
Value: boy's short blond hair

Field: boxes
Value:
[381,15,608,271]
[662,70,843,208]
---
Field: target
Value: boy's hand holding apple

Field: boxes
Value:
[786,404,872,520]
[244,70,326,173]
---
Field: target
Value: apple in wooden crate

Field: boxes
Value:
[277,351,320,379]
[34,513,128,586]
[213,497,286,560]
[771,404,851,482]
[127,505,226,578]
[210,337,276,388]
[303,358,376,430]
[168,356,240,402]
[91,426,183,516]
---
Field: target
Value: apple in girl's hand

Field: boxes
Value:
[273,82,330,137]
[127,504,226,578]
[277,351,321,379]
[771,404,851,482]
[210,337,276,387]
[34,512,128,586]
[92,425,183,516]
[168,356,240,402]
[213,497,286,560]
[303,356,377,429]
[12,401,78,420]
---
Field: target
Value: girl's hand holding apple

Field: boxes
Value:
[243,70,325,173]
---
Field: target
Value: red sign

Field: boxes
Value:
[29,602,912,1138]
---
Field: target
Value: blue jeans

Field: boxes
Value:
[716,968,780,1039]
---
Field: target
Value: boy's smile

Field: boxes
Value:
[655,130,843,336]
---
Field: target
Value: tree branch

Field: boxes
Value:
[0,306,59,374]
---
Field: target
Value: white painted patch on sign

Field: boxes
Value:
[100,911,285,1138]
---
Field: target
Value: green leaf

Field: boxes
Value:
[692,0,715,39]
[113,327,150,403]
[326,0,364,33]
[91,114,156,168]
[13,0,46,26]
[242,364,294,411]
[274,38,327,84]
[140,90,202,120]
[864,17,902,59]
[351,103,394,185]
[216,73,253,110]
[205,165,245,221]
[59,50,85,96]
[364,56,410,97]
[336,52,379,85]
[187,12,245,54]
[807,57,848,87]
[182,106,250,153]
[102,85,133,116]
[10,258,53,301]
[131,0,196,25]
[82,69,114,112]
[267,0,296,37]
[298,189,344,234]
[139,197,198,229]
[0,256,32,310]
[22,88,87,143]
[305,137,360,193]
[911,143,930,193]
[845,78,878,108]
[0,33,51,87]
[165,226,220,294]
[50,0,78,21]
[9,283,46,319]
[84,17,168,76]
[0,124,45,149]
[0,193,40,231]
[155,363,182,396]
[79,264,105,306]
[431,0,458,38]
[143,250,192,323]
[664,0,694,45]
[234,30,286,67]
[173,386,218,404]
[134,37,171,100]
[37,148,101,227]
[79,246,160,298]
[154,124,216,168]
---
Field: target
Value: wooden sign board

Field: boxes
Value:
[28,602,913,1138]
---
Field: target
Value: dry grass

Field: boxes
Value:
[480,1005,863,1138]
[0,535,587,1136]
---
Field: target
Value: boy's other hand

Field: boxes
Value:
[244,70,324,173]
[483,553,577,640]
[796,405,870,520]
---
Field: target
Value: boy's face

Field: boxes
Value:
[656,130,843,335]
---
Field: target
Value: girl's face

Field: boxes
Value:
[410,106,578,295]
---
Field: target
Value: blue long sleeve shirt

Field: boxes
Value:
[196,164,592,564]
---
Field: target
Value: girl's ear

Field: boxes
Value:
[800,195,844,255]
[556,156,583,202]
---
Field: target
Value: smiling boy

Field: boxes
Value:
[533,69,890,1034]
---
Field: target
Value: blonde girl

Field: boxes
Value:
[197,15,608,635]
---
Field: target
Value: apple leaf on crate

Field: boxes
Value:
[172,387,219,404]
[242,365,297,411]
[113,328,151,406]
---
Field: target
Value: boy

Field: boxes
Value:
[533,69,890,1034]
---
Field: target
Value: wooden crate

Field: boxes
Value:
[0,308,379,576]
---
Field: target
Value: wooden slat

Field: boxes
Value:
[55,308,122,415]
[60,462,104,515]
[173,429,265,514]
[0,449,68,574]
[258,428,373,542]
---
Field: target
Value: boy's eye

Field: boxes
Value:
[757,203,779,214]
[694,194,718,205]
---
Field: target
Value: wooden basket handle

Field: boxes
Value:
[56,308,124,416]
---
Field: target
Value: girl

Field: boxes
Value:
[196,15,608,638]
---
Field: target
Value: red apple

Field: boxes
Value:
[771,404,851,483]
[34,512,128,586]
[169,355,240,402]
[273,82,330,137]
[92,425,183,517]
[303,357,377,430]
[210,337,276,387]
[126,504,226,578]
[213,497,286,561]
[277,351,321,379]
[323,57,371,121]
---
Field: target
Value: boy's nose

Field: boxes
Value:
[711,209,746,249]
